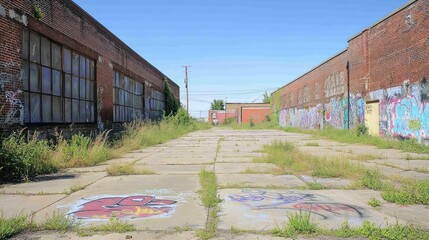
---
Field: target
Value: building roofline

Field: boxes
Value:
[226,102,270,105]
[273,48,347,94]
[63,0,173,82]
[348,0,417,42]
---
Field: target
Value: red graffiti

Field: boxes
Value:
[70,195,177,219]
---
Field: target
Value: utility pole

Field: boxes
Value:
[182,65,191,114]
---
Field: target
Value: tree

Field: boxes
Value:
[263,91,271,103]
[210,99,224,110]
[164,78,180,116]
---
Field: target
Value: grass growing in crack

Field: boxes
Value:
[368,197,383,208]
[304,142,319,147]
[306,182,325,190]
[273,209,317,238]
[254,141,366,179]
[361,169,385,190]
[351,154,383,161]
[64,184,88,195]
[77,217,135,236]
[197,170,221,240]
[382,179,429,205]
[284,127,429,154]
[0,215,31,240]
[106,163,155,176]
[42,211,78,231]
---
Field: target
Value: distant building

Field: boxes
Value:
[208,103,271,125]
[0,0,179,136]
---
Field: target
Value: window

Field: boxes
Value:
[21,30,95,123]
[150,89,165,119]
[113,71,144,122]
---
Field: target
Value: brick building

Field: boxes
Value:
[0,0,179,136]
[273,0,429,143]
[208,103,271,125]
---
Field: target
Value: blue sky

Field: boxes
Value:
[73,0,408,117]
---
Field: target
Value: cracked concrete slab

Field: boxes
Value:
[217,174,306,188]
[215,163,279,174]
[0,194,66,218]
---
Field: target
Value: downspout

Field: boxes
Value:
[346,61,350,129]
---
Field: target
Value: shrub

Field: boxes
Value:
[361,169,384,190]
[356,123,368,136]
[0,132,56,182]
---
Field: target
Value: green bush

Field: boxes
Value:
[0,133,56,182]
[361,169,384,190]
[356,124,368,136]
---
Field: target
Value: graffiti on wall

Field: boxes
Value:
[68,195,177,220]
[324,72,344,98]
[227,190,364,220]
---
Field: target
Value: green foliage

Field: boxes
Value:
[164,78,180,116]
[106,163,155,176]
[34,5,44,20]
[210,99,224,110]
[274,210,317,238]
[43,211,78,231]
[307,182,325,190]
[223,117,236,125]
[198,170,221,208]
[77,217,135,236]
[361,169,384,190]
[249,119,255,128]
[368,197,383,208]
[0,215,31,240]
[357,220,429,240]
[263,91,271,103]
[356,123,368,136]
[0,132,56,182]
[382,179,429,205]
[166,107,193,126]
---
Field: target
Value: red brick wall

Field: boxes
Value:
[241,107,271,123]
[274,0,428,110]
[0,0,179,133]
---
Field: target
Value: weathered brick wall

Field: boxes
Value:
[0,0,179,135]
[275,0,429,143]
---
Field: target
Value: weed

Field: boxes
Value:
[42,211,78,231]
[64,184,87,195]
[106,163,155,176]
[173,225,191,233]
[356,123,369,136]
[307,182,325,190]
[351,154,383,161]
[382,179,429,205]
[361,169,384,190]
[368,197,383,208]
[77,217,135,236]
[0,215,31,240]
[274,209,317,238]
[304,142,319,147]
[197,170,221,239]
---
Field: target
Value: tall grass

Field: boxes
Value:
[284,127,429,154]
[0,109,209,182]
[254,141,365,179]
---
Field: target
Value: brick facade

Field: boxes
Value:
[274,0,429,143]
[0,0,179,136]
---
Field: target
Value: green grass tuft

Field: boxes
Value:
[77,217,135,236]
[106,163,155,176]
[0,215,31,240]
[368,197,383,208]
[382,179,429,205]
[42,211,78,231]
[361,169,384,190]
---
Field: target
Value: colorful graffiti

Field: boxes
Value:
[68,195,177,220]
[227,190,364,220]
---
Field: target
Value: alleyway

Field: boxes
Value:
[3,128,429,239]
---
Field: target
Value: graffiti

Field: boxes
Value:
[293,203,363,219]
[2,90,23,125]
[357,98,365,123]
[0,60,17,68]
[324,71,344,98]
[96,86,104,131]
[227,190,364,220]
[68,195,177,220]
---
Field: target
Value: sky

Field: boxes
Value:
[73,0,409,118]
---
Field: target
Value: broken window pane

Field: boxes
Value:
[53,96,62,122]
[30,93,40,122]
[79,100,85,122]
[63,48,71,74]
[52,43,61,70]
[72,99,79,122]
[80,56,86,78]
[52,70,61,96]
[41,37,51,67]
[21,61,29,91]
[42,95,52,122]
[42,67,51,94]
[64,98,71,122]
[22,30,29,60]
[64,74,71,97]
[30,32,40,63]
[24,92,30,123]
[72,53,79,76]
[30,63,40,92]
[72,76,79,99]
[80,78,86,99]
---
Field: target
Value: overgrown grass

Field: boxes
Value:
[43,211,78,231]
[284,127,429,154]
[197,170,222,240]
[273,210,317,238]
[254,141,366,179]
[304,142,319,147]
[0,109,209,182]
[382,179,429,205]
[368,197,383,208]
[0,215,31,240]
[361,169,385,190]
[106,163,155,176]
[222,117,280,130]
[77,217,135,236]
